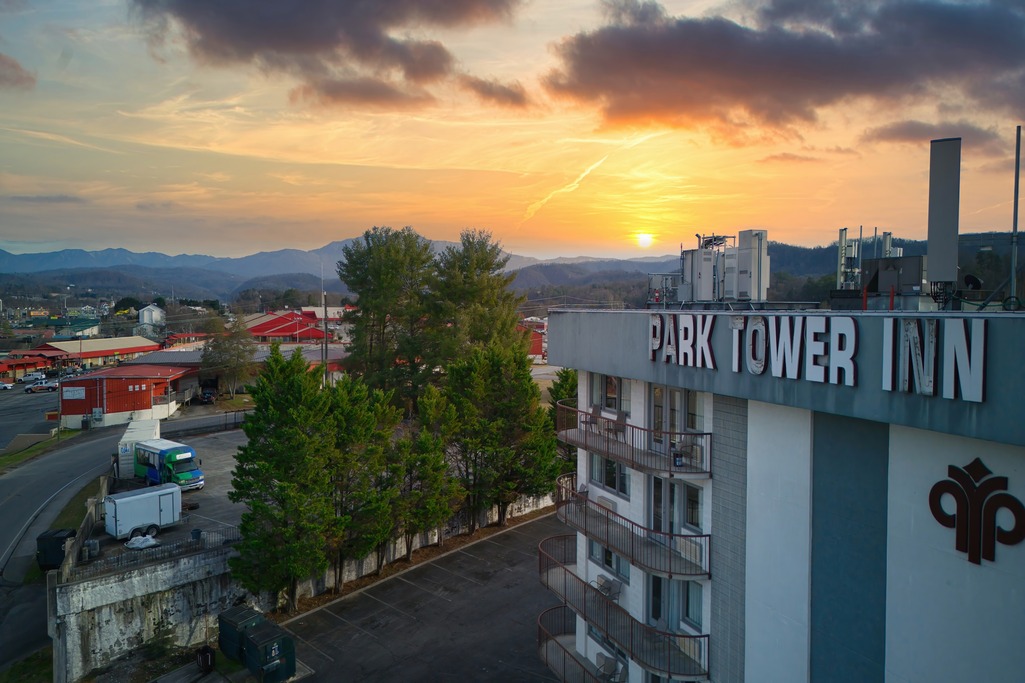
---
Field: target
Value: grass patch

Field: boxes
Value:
[216,395,252,412]
[0,646,52,683]
[20,476,103,586]
[0,430,79,472]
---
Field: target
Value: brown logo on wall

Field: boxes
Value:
[929,458,1025,564]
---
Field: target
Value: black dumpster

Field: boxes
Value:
[243,621,296,683]
[218,605,265,662]
[81,416,90,430]
[35,528,76,571]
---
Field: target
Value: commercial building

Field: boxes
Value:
[538,140,1023,683]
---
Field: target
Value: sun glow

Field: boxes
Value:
[636,233,654,248]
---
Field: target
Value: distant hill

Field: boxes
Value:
[5,232,1016,306]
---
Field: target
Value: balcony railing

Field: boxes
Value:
[555,400,711,478]
[538,605,607,683]
[539,535,709,680]
[556,474,709,578]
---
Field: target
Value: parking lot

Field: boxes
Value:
[90,427,567,682]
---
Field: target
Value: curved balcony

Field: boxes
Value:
[539,535,709,680]
[555,400,711,479]
[556,474,710,579]
[538,605,607,682]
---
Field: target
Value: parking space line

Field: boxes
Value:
[396,575,453,602]
[364,591,420,621]
[285,631,335,663]
[431,558,485,585]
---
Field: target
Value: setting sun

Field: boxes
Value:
[636,233,654,249]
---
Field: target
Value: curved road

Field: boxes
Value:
[0,411,246,671]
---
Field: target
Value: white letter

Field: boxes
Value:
[664,314,678,365]
[650,314,663,361]
[805,316,827,383]
[769,316,804,380]
[679,315,695,367]
[695,315,717,369]
[829,317,857,386]
[745,316,767,375]
[942,318,985,402]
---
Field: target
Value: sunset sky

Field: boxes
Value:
[1,0,1023,260]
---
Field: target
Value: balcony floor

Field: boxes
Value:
[539,633,606,683]
[558,427,707,478]
[559,503,708,578]
[541,564,708,680]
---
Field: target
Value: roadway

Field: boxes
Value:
[0,410,248,672]
[0,384,59,450]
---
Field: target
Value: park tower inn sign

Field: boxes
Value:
[648,313,986,403]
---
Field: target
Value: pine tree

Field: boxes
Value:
[325,375,402,591]
[228,344,333,613]
[429,345,559,531]
[392,423,462,561]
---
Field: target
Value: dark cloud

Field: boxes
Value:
[0,52,35,90]
[758,152,821,163]
[9,194,86,204]
[131,0,523,108]
[459,75,528,107]
[861,120,1003,153]
[544,0,1025,135]
[135,201,179,211]
[289,77,434,108]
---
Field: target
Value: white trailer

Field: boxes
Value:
[116,419,160,479]
[104,483,182,540]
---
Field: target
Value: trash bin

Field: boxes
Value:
[36,529,77,571]
[243,621,296,683]
[81,416,90,430]
[191,528,203,541]
[218,606,265,662]
[195,644,216,674]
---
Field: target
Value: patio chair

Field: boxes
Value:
[596,652,626,682]
[604,409,626,440]
[581,405,601,430]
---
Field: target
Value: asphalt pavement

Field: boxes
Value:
[0,406,247,673]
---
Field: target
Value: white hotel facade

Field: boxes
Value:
[539,307,1024,683]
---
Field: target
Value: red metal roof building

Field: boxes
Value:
[244,311,328,343]
[58,364,196,430]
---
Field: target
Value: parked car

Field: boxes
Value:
[17,372,47,384]
[198,388,216,405]
[25,380,57,393]
[0,382,13,390]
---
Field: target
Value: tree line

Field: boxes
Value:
[228,228,563,612]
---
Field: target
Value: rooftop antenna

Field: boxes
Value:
[1012,125,1021,306]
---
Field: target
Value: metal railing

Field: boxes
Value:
[539,534,709,680]
[556,474,709,578]
[65,526,242,582]
[555,400,711,478]
[538,605,607,683]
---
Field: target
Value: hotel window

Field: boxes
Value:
[591,373,631,415]
[684,483,701,531]
[590,452,630,497]
[589,540,630,582]
[681,580,702,630]
[685,389,700,430]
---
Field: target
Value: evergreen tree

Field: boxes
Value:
[338,226,435,415]
[325,375,402,591]
[432,229,526,368]
[228,344,333,613]
[392,420,462,561]
[427,345,559,531]
[546,367,578,472]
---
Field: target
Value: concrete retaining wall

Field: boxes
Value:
[50,491,554,682]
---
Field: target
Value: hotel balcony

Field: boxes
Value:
[539,535,709,681]
[555,474,710,579]
[538,605,609,683]
[555,400,711,479]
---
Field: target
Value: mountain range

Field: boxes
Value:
[5,233,1008,304]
